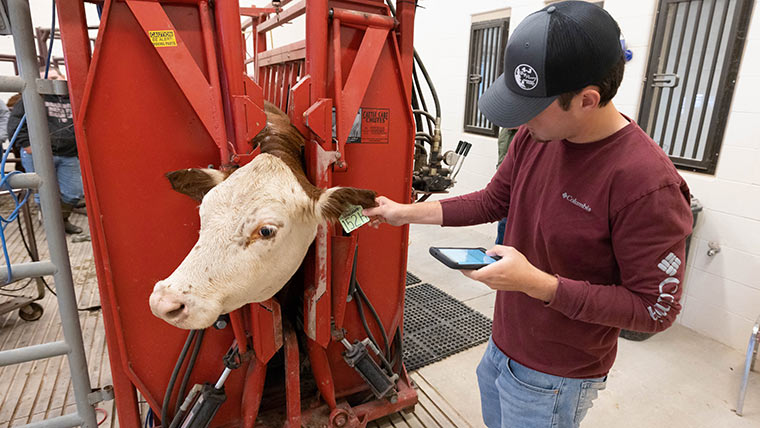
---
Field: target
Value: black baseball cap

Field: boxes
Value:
[478,1,623,128]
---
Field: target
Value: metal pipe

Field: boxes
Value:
[215,0,248,154]
[6,172,42,190]
[8,2,98,428]
[0,75,25,92]
[330,8,396,29]
[215,367,232,390]
[0,261,57,284]
[199,1,230,164]
[13,414,83,428]
[0,341,70,367]
[306,0,328,101]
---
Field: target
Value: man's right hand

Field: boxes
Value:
[363,196,408,227]
[362,196,444,227]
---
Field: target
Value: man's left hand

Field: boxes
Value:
[462,245,559,302]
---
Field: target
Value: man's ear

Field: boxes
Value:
[317,187,378,222]
[579,86,601,110]
[165,168,229,201]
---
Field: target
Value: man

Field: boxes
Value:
[8,66,84,234]
[363,2,692,427]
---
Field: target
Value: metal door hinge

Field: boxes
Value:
[88,385,115,405]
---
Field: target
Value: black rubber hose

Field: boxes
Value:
[410,70,425,134]
[162,330,197,427]
[174,329,205,415]
[354,292,378,353]
[385,0,441,118]
[353,287,395,375]
[355,282,391,365]
[412,64,434,134]
[413,51,441,118]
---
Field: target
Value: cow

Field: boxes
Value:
[149,102,377,329]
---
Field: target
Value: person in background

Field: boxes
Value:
[494,127,517,245]
[7,65,84,234]
[6,94,25,173]
[364,2,692,426]
[0,99,10,142]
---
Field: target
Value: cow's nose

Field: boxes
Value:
[150,288,190,322]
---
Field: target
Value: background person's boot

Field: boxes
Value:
[61,202,82,234]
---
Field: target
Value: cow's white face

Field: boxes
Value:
[149,154,376,329]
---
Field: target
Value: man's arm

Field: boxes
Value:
[546,184,693,332]
[465,183,693,333]
[362,197,442,226]
[7,101,28,147]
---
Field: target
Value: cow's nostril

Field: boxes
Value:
[165,303,186,319]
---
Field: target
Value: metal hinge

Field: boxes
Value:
[36,78,69,96]
[88,385,115,405]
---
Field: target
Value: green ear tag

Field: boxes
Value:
[339,205,370,233]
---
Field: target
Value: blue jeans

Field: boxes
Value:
[20,149,84,206]
[477,338,606,428]
[495,217,507,245]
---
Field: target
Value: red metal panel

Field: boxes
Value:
[55,0,91,116]
[126,0,228,161]
[58,0,417,425]
[320,0,415,396]
[70,2,248,426]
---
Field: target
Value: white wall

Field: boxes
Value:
[414,0,760,352]
[678,1,760,353]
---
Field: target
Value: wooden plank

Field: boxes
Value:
[411,373,471,428]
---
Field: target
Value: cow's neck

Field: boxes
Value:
[256,127,322,200]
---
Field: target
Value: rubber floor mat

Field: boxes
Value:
[406,271,421,286]
[403,283,492,372]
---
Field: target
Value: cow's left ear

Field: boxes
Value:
[317,187,378,222]
[165,168,229,201]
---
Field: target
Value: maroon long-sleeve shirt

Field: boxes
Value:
[441,120,693,378]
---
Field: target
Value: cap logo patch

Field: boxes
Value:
[514,64,538,91]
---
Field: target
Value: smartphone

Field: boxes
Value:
[429,247,501,270]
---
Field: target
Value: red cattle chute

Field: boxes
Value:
[57,0,417,426]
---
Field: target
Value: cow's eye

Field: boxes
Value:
[259,226,277,238]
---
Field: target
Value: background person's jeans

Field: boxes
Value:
[495,217,507,245]
[20,149,83,206]
[477,338,606,428]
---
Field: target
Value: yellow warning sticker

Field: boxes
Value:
[149,30,177,47]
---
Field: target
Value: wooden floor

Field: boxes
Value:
[0,205,116,428]
[370,373,471,428]
[0,205,468,428]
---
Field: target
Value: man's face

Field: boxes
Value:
[524,99,579,143]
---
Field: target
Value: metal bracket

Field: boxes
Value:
[36,78,69,96]
[87,385,115,405]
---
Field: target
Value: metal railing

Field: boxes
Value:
[0,1,100,427]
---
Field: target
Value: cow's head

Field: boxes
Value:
[149,105,377,329]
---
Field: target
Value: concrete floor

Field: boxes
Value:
[405,222,760,428]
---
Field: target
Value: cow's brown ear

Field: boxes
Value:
[165,168,229,201]
[317,187,378,222]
